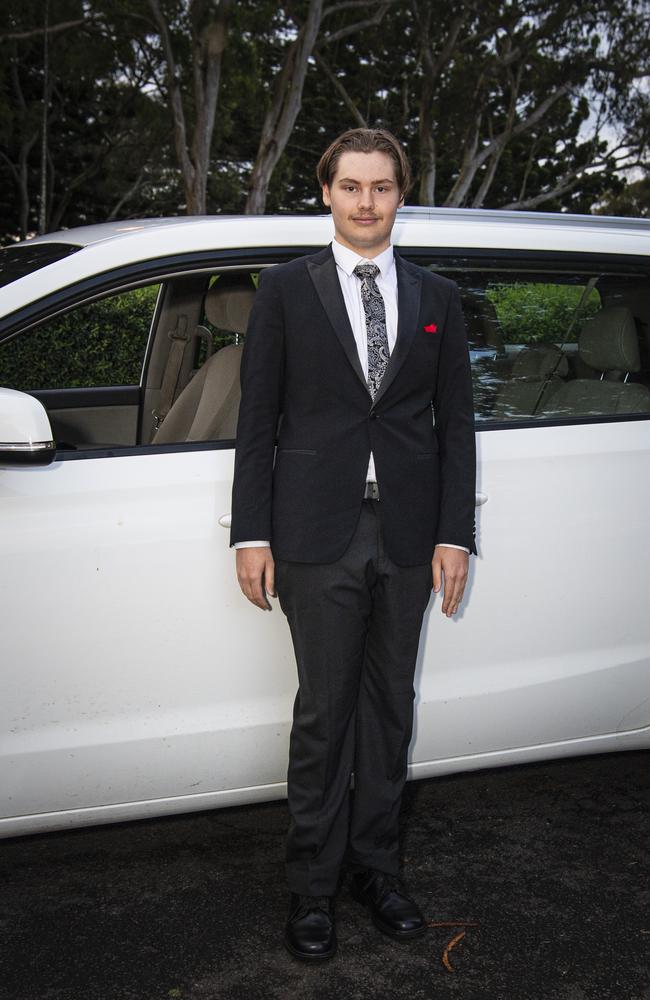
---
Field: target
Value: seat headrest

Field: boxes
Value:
[511,344,569,380]
[579,306,640,373]
[204,273,256,334]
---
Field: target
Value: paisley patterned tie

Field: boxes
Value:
[353,262,390,400]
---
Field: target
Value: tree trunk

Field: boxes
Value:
[245,0,324,215]
[415,5,468,207]
[18,135,37,239]
[417,7,437,207]
[444,103,483,207]
[39,0,50,234]
[445,83,568,207]
[149,0,232,216]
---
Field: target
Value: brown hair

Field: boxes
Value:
[316,128,412,198]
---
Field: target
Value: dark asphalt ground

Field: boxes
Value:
[1,751,648,1000]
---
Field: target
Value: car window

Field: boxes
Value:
[145,270,259,448]
[0,284,160,391]
[0,242,81,288]
[427,263,650,424]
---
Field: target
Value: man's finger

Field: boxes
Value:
[444,571,466,616]
[265,557,276,598]
[236,547,274,611]
[432,554,442,593]
[444,577,465,617]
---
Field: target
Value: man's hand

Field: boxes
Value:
[236,546,276,611]
[432,545,469,617]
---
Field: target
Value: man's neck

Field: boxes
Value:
[333,235,392,259]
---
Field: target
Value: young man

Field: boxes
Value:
[231,128,476,961]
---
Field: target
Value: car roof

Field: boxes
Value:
[24,206,650,250]
[1,207,649,322]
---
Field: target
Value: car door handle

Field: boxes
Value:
[475,492,488,506]
[218,513,232,528]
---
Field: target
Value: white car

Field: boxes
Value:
[1,208,649,839]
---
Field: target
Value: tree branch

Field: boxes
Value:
[501,176,582,211]
[319,3,391,45]
[0,17,96,42]
[0,149,19,183]
[445,82,571,206]
[416,2,469,205]
[313,52,367,127]
[108,163,151,220]
[323,0,402,15]
[147,0,194,190]
[246,0,324,213]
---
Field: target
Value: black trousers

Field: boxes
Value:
[275,501,433,896]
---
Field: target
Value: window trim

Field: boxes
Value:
[476,411,650,432]
[55,438,235,461]
[33,385,141,410]
[0,248,323,340]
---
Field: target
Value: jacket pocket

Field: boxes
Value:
[276,448,317,456]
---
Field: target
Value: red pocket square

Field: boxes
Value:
[424,323,438,333]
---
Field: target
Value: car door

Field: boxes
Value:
[408,251,650,775]
[0,264,297,836]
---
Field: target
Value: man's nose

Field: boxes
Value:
[357,188,374,210]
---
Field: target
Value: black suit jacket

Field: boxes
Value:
[231,245,476,565]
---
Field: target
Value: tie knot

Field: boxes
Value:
[353,262,380,282]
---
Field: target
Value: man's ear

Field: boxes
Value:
[322,184,332,208]
[398,192,405,207]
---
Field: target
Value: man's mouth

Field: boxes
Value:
[353,216,379,223]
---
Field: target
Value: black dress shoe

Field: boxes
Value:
[350,869,426,940]
[284,894,337,961]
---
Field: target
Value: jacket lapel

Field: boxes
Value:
[306,246,367,390]
[306,245,423,405]
[372,252,422,407]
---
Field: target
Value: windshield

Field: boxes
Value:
[0,243,81,289]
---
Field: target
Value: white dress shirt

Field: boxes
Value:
[235,239,468,553]
[331,239,397,484]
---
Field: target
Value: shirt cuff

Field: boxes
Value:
[435,543,470,554]
[234,540,271,549]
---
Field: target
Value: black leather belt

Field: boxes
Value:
[364,481,380,500]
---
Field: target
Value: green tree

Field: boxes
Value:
[597,177,650,218]
[1,0,648,239]
[287,0,650,213]
[0,0,171,240]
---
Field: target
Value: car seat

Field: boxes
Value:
[542,306,650,417]
[152,273,256,444]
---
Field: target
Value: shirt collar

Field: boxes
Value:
[332,239,395,279]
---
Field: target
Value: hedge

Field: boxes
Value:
[0,284,160,391]
[487,282,601,345]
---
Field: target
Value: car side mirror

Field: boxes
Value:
[0,387,56,466]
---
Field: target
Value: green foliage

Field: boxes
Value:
[486,283,601,344]
[597,176,650,219]
[0,285,159,390]
[0,0,648,236]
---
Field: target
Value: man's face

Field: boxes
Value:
[322,150,404,257]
